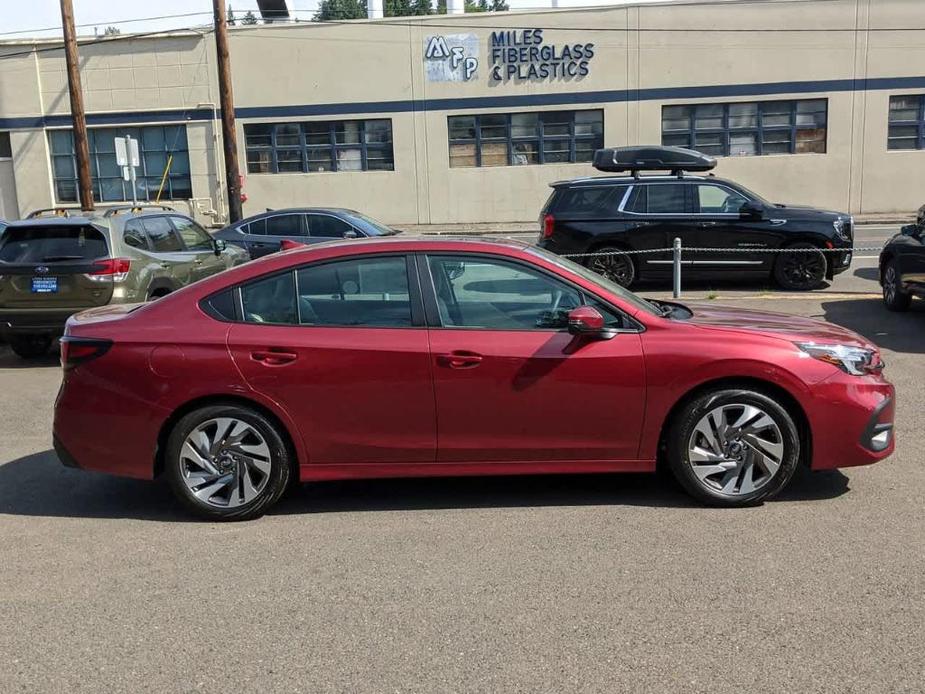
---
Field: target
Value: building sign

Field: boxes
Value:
[489,30,594,82]
[424,34,479,82]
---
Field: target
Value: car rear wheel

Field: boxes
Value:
[585,247,635,288]
[773,243,827,290]
[165,404,291,521]
[882,259,912,312]
[9,334,53,359]
[666,389,800,507]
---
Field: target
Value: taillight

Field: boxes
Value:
[542,213,555,239]
[60,337,112,370]
[87,257,131,282]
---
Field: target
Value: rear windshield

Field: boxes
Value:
[0,225,109,264]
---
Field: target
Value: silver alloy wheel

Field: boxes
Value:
[179,417,272,508]
[884,265,897,303]
[687,403,784,496]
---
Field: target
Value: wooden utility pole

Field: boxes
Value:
[212,0,243,223]
[59,0,94,211]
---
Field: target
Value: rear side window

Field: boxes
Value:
[241,272,298,325]
[625,184,690,214]
[142,217,183,253]
[265,214,305,237]
[0,224,108,263]
[552,186,623,217]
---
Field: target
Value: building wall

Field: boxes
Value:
[0,0,923,224]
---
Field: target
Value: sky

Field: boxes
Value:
[1,0,655,39]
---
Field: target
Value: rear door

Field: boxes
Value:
[140,216,194,287]
[622,182,695,274]
[227,254,435,464]
[263,213,309,251]
[0,223,114,309]
[692,182,775,272]
[168,215,224,281]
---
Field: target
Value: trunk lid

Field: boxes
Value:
[0,223,115,309]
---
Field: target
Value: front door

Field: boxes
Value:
[421,254,646,463]
[691,182,777,272]
[227,254,435,464]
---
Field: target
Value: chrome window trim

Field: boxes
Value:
[617,181,754,217]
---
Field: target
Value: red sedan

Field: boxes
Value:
[53,238,894,520]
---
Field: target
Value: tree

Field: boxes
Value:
[241,10,259,24]
[314,0,367,21]
[103,26,121,35]
[490,0,509,10]
[227,4,237,25]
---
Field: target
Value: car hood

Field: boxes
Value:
[683,303,873,348]
[770,204,846,221]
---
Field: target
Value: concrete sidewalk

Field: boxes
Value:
[404,212,912,236]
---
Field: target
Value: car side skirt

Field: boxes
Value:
[298,459,655,482]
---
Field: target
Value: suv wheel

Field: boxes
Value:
[586,247,635,287]
[773,243,826,290]
[882,259,912,312]
[9,334,53,359]
[165,404,292,521]
[666,388,800,507]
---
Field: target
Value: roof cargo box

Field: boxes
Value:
[592,146,717,174]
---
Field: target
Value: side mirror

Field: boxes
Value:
[740,200,765,220]
[567,306,616,340]
[213,239,227,255]
[343,229,358,239]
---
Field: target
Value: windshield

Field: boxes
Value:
[525,245,662,317]
[342,211,397,236]
[730,181,770,207]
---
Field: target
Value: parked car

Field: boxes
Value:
[0,205,247,359]
[53,237,894,520]
[880,203,925,311]
[538,146,854,290]
[213,207,401,259]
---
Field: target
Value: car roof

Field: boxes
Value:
[551,174,737,188]
[6,216,104,228]
[243,207,357,219]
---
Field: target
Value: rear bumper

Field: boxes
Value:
[0,310,76,336]
[805,373,895,470]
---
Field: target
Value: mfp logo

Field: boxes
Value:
[424,34,479,82]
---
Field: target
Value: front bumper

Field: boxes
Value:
[830,250,852,276]
[805,372,895,469]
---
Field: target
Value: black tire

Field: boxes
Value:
[165,404,292,521]
[9,334,53,359]
[882,258,912,312]
[585,247,636,287]
[666,388,801,507]
[773,243,827,290]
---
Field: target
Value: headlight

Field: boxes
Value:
[832,217,851,242]
[796,342,880,376]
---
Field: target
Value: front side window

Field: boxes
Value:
[297,257,411,327]
[695,184,748,214]
[662,98,827,157]
[48,125,192,203]
[244,119,394,174]
[888,95,925,150]
[170,216,213,251]
[141,216,183,253]
[428,256,583,330]
[447,109,603,168]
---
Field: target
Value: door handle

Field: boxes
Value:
[698,221,718,227]
[251,349,298,366]
[437,351,483,369]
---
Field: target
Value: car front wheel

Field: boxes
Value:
[165,404,292,521]
[773,243,827,290]
[882,259,912,312]
[666,388,801,507]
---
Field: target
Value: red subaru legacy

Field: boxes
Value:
[53,238,894,520]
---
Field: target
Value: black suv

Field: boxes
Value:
[880,203,925,311]
[538,146,854,290]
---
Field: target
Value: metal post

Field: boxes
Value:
[60,0,94,211]
[212,0,243,223]
[673,237,682,299]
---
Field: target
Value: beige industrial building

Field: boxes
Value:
[0,0,923,227]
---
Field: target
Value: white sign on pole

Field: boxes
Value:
[115,135,140,204]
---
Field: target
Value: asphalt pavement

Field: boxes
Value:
[1,230,923,693]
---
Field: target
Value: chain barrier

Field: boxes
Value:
[562,246,884,259]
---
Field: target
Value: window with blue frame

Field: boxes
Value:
[48,125,192,203]
[661,99,827,157]
[447,110,604,168]
[243,119,394,174]
[888,95,925,150]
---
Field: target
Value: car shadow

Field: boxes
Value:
[820,297,925,354]
[0,450,849,521]
[0,345,61,369]
[854,266,880,282]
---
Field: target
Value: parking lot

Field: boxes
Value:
[1,227,923,693]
